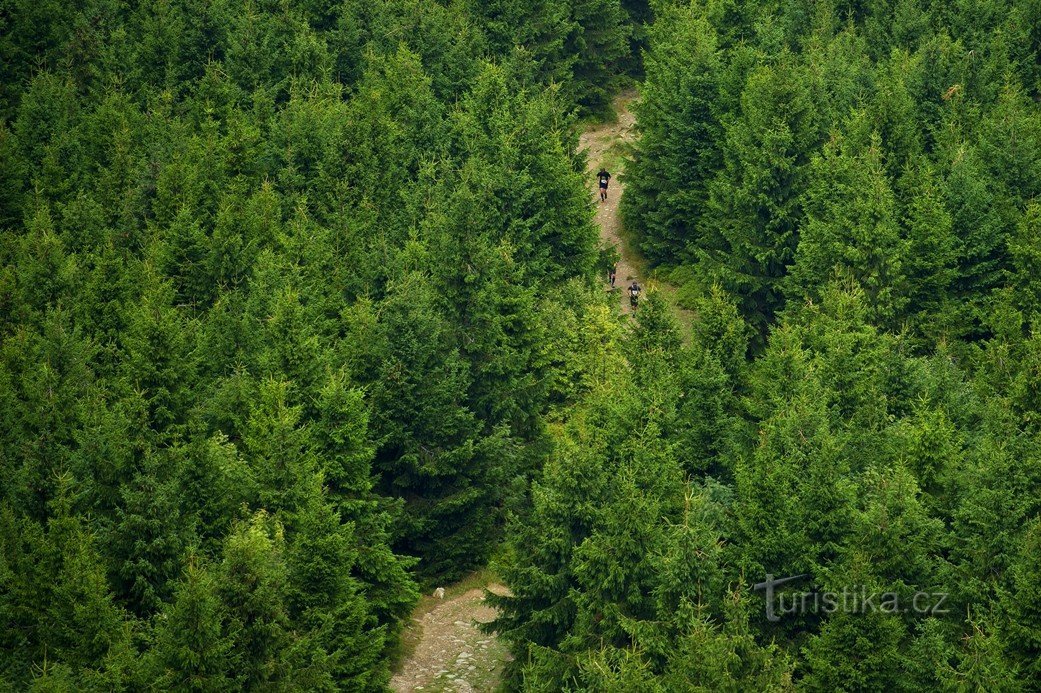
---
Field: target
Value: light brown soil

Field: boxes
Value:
[390,583,512,692]
[580,91,641,313]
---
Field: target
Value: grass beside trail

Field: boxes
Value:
[611,160,698,336]
[599,134,635,176]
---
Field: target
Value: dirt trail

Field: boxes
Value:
[390,583,512,692]
[579,91,640,313]
[391,94,663,693]
[579,92,696,329]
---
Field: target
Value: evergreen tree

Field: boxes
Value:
[105,448,192,617]
[567,0,632,112]
[0,479,133,686]
[1002,519,1041,685]
[897,158,957,340]
[786,119,908,329]
[699,56,822,342]
[624,5,722,263]
[214,514,296,689]
[148,558,237,691]
[285,494,388,691]
[365,274,506,581]
[312,372,418,634]
[1008,201,1041,319]
[939,139,1017,332]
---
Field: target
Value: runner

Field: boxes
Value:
[597,167,611,202]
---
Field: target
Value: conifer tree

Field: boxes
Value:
[939,139,1017,331]
[897,158,957,340]
[0,479,133,686]
[699,57,822,342]
[105,448,192,617]
[567,0,632,112]
[285,494,388,690]
[214,514,297,688]
[468,0,573,96]
[1002,519,1041,685]
[148,558,237,691]
[786,119,908,329]
[366,273,506,581]
[490,386,628,687]
[801,607,911,691]
[672,291,747,476]
[1,310,97,520]
[114,273,197,437]
[1008,201,1041,319]
[624,5,722,263]
[312,372,418,633]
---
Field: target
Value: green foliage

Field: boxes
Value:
[1002,519,1041,685]
[497,0,1041,688]
[627,0,1041,348]
[5,0,1041,689]
[497,274,1041,689]
[787,121,908,328]
[624,4,722,263]
[148,558,237,691]
[0,0,643,685]
[469,0,633,112]
[0,481,134,685]
[698,55,823,343]
[364,274,508,582]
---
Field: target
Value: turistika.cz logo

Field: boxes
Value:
[753,573,949,622]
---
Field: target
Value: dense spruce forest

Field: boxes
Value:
[494,0,1041,690]
[1,0,1041,690]
[0,0,644,688]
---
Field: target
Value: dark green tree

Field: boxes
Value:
[624,5,722,262]
[699,56,822,342]
[147,558,237,691]
[786,120,908,330]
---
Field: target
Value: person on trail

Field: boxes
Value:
[597,167,611,202]
[609,265,617,287]
[628,281,641,309]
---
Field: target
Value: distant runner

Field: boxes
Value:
[597,168,611,202]
[609,264,617,287]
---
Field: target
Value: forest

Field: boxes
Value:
[1,0,1040,690]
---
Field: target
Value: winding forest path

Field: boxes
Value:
[579,90,641,313]
[579,91,696,329]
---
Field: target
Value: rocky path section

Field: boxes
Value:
[390,583,511,692]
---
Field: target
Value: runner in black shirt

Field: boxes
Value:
[597,168,611,202]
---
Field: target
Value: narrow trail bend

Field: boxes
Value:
[579,91,640,313]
